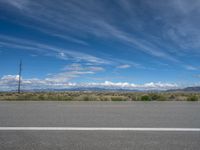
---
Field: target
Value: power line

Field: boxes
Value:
[18,60,22,93]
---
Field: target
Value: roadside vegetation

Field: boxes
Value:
[0,92,200,101]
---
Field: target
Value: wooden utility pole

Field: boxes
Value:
[18,60,22,93]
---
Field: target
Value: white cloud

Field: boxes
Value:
[1,75,19,81]
[62,63,104,72]
[117,64,131,69]
[47,71,94,83]
[0,75,178,91]
[184,65,198,71]
[59,52,65,57]
[89,66,105,72]
[85,81,178,90]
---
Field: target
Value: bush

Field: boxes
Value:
[73,94,100,101]
[38,94,45,100]
[149,93,166,101]
[176,95,187,101]
[149,94,159,100]
[130,96,138,101]
[187,95,198,101]
[141,95,151,101]
[99,96,111,101]
[111,96,127,101]
[169,94,176,100]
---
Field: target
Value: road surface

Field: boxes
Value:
[0,101,199,150]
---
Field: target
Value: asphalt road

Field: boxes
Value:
[0,101,200,150]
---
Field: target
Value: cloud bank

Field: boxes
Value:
[0,75,178,91]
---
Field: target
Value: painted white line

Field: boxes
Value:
[0,127,200,131]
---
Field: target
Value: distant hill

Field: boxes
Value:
[167,86,200,92]
[7,86,200,92]
[22,87,140,92]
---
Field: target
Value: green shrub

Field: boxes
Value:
[187,95,198,101]
[38,95,45,100]
[149,94,159,100]
[149,93,166,101]
[141,95,151,101]
[111,96,127,101]
[63,96,73,101]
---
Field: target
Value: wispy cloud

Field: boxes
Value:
[90,20,178,62]
[144,0,200,52]
[0,0,181,62]
[194,74,200,79]
[0,35,109,64]
[2,0,28,10]
[49,63,105,82]
[184,65,198,71]
[117,64,131,69]
[2,0,200,60]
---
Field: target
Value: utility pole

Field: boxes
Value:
[18,60,22,93]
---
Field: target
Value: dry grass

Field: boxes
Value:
[0,92,199,101]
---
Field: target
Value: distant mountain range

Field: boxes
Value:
[6,86,200,92]
[20,87,140,92]
[39,86,200,92]
[167,86,200,92]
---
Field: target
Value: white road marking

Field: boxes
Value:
[0,127,200,131]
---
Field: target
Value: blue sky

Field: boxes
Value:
[0,0,200,90]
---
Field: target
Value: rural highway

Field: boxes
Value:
[0,101,200,150]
